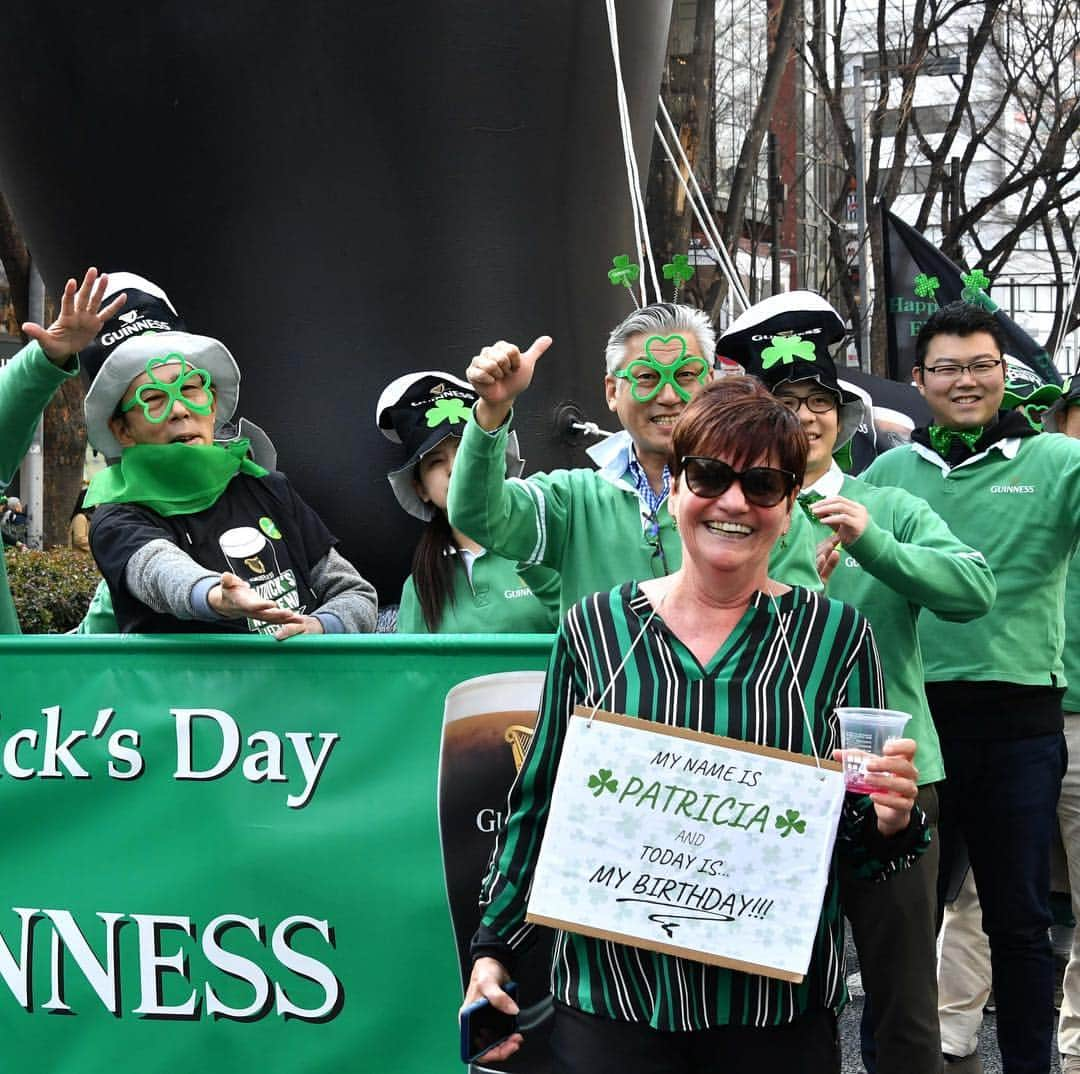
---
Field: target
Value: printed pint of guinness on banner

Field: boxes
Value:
[439,672,557,1074]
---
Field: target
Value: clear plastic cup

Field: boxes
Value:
[835,707,911,795]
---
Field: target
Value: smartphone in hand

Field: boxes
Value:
[459,981,518,1063]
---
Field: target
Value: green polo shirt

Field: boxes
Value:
[862,434,1080,688]
[396,549,557,633]
[795,463,996,782]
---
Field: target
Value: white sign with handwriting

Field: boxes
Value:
[526,708,846,982]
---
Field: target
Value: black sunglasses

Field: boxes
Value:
[680,456,797,507]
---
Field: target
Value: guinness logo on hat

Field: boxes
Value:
[79,272,186,380]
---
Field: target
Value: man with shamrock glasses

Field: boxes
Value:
[119,355,214,422]
[84,329,377,638]
[0,267,125,631]
[722,290,996,1074]
[609,336,711,402]
[446,303,820,619]
[862,301,1080,1074]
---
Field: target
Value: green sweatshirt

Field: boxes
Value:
[396,549,558,634]
[446,412,820,619]
[797,464,997,782]
[862,434,1080,686]
[0,342,78,633]
[1065,552,1079,713]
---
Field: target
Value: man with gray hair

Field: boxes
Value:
[447,303,819,618]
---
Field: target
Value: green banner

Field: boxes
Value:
[0,634,553,1073]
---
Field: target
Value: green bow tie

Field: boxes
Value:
[797,490,824,523]
[928,425,983,457]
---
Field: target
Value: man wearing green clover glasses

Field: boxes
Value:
[605,332,710,480]
[446,303,821,620]
[84,329,377,639]
[110,356,217,448]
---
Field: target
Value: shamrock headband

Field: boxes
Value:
[120,355,215,423]
[608,253,695,309]
[717,291,866,450]
[911,269,998,312]
[611,335,709,402]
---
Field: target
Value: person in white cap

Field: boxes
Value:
[71,271,279,634]
[721,290,996,1074]
[84,326,376,637]
[376,370,557,633]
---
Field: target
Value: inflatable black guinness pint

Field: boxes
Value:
[0,2,672,600]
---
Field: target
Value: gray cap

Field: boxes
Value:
[84,330,240,458]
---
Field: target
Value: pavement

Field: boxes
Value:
[840,934,1063,1073]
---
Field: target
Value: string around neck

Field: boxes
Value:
[767,589,826,777]
[585,585,828,779]
[585,589,666,727]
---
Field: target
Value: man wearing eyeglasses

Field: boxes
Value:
[863,300,1080,1074]
[720,291,996,1074]
[446,304,820,620]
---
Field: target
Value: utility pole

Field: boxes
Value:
[768,131,782,293]
[852,64,871,372]
[19,262,43,549]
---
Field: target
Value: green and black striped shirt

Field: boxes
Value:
[474,581,928,1030]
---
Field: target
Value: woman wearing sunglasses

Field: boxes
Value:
[462,385,926,1073]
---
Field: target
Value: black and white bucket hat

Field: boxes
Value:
[718,290,866,449]
[376,371,524,521]
[78,272,187,380]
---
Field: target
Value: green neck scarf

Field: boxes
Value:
[928,424,983,457]
[85,440,268,517]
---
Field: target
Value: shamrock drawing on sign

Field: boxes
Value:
[661,253,694,302]
[587,768,618,798]
[775,809,807,838]
[424,397,470,428]
[760,334,816,370]
[913,273,940,300]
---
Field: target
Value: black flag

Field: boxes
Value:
[881,206,1061,385]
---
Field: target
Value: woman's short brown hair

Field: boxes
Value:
[670,379,808,484]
